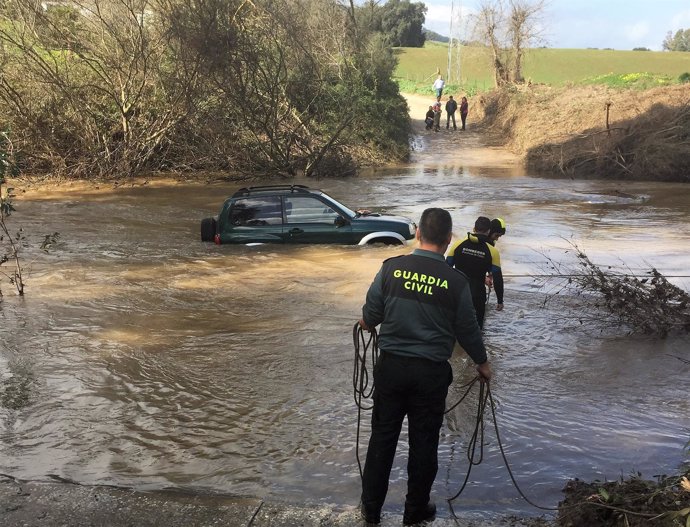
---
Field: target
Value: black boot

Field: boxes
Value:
[403,502,436,525]
[360,502,381,524]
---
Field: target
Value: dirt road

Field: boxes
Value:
[403,92,523,170]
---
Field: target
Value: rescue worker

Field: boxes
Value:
[445,216,500,329]
[488,218,507,312]
[359,208,492,525]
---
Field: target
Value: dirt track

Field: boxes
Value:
[402,92,523,170]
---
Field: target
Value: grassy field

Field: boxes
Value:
[395,41,690,93]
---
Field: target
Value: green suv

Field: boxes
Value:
[200,185,417,245]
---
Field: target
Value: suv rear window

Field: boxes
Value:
[229,196,282,226]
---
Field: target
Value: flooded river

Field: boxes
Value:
[1,130,689,522]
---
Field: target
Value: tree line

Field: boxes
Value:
[0,0,412,179]
[663,28,690,52]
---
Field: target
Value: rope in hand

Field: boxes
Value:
[351,327,552,510]
[352,322,379,480]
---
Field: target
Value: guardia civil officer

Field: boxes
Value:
[359,208,492,525]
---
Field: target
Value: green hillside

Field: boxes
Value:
[394,42,690,92]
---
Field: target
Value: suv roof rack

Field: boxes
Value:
[232,184,314,197]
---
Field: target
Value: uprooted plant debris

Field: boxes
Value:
[557,471,690,527]
[539,242,690,337]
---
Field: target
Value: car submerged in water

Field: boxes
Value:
[200,185,417,245]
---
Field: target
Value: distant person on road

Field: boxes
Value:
[445,216,499,329]
[460,96,469,130]
[487,218,507,312]
[359,207,492,526]
[425,106,435,130]
[433,97,442,132]
[445,95,458,130]
[432,75,445,98]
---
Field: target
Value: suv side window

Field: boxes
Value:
[229,196,282,226]
[285,196,340,224]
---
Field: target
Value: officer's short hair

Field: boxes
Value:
[419,208,452,246]
[474,216,491,233]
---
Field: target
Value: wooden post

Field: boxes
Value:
[605,102,612,137]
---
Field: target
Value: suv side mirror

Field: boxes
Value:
[334,216,349,227]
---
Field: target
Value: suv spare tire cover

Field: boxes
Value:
[200,217,217,242]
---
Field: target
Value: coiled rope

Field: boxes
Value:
[352,322,379,479]
[445,380,556,510]
[351,322,549,509]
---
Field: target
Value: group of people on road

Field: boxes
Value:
[425,76,468,133]
[358,208,507,525]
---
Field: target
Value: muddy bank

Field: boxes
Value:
[472,84,690,182]
[0,477,551,527]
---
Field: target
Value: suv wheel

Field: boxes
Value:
[200,217,217,242]
[367,237,403,246]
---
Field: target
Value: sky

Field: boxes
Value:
[422,0,690,51]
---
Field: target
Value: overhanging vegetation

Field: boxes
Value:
[0,0,411,179]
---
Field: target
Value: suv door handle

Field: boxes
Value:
[289,228,304,234]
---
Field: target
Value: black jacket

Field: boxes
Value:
[362,249,486,364]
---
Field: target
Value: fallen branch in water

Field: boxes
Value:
[538,241,690,337]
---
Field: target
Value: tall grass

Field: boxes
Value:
[395,43,690,93]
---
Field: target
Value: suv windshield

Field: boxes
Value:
[319,193,356,218]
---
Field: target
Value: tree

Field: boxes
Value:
[507,0,545,83]
[354,0,426,47]
[0,0,202,178]
[356,0,384,34]
[662,29,690,51]
[471,0,547,86]
[0,131,24,296]
[380,0,426,47]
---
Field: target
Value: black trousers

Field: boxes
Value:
[446,112,456,129]
[361,352,452,515]
[468,280,486,329]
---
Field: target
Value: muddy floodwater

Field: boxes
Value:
[1,125,689,522]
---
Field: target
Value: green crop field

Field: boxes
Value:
[394,41,690,93]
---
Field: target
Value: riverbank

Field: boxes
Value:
[471,83,690,182]
[407,83,690,182]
